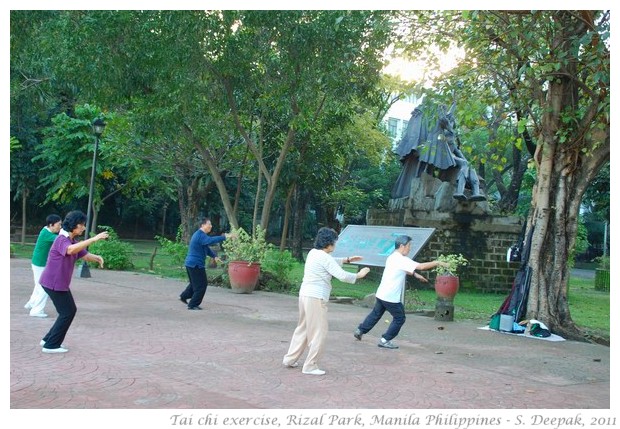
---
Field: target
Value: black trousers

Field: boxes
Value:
[358,298,406,341]
[180,266,208,308]
[41,287,77,349]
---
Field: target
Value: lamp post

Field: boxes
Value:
[77,118,106,278]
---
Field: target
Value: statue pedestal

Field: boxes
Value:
[407,172,490,215]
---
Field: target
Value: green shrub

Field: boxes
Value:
[156,226,187,266]
[260,248,296,291]
[88,226,134,270]
[593,255,610,270]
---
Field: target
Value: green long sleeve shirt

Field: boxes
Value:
[31,227,58,267]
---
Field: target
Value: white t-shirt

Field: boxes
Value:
[299,248,358,301]
[375,251,419,303]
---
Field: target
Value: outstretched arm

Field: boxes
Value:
[67,231,109,255]
[415,260,449,271]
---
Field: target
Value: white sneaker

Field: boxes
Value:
[302,368,326,376]
[30,313,48,318]
[42,347,68,354]
[378,338,399,349]
[282,360,299,368]
[24,303,32,310]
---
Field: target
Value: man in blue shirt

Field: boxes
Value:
[180,217,234,310]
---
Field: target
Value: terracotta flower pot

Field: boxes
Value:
[434,275,460,299]
[228,260,261,294]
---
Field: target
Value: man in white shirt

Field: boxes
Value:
[354,235,448,349]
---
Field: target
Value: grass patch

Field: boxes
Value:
[567,276,610,338]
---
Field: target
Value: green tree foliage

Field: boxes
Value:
[14,11,395,235]
[10,136,21,152]
[33,104,103,207]
[582,163,610,222]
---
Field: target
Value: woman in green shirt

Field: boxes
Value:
[24,214,62,317]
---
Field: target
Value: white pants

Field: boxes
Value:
[25,264,48,316]
[283,296,328,372]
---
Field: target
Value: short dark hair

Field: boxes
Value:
[314,227,338,249]
[62,210,87,232]
[395,235,412,250]
[45,214,61,226]
[199,217,211,227]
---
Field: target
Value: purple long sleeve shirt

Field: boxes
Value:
[39,231,87,291]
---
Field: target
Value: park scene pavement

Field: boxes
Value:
[10,257,610,411]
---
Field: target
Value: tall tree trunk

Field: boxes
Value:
[21,188,28,245]
[177,178,200,243]
[161,203,167,237]
[224,80,298,232]
[90,186,123,237]
[259,127,296,231]
[177,186,188,241]
[291,186,307,261]
[233,149,249,220]
[526,81,609,341]
[184,124,239,229]
[280,183,296,251]
[253,165,262,232]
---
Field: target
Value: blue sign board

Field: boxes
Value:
[332,225,435,267]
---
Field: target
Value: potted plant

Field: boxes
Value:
[222,226,270,293]
[433,253,468,299]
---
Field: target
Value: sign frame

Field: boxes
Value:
[332,225,436,268]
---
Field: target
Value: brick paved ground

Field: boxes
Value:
[7,257,612,425]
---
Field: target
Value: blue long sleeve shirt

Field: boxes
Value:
[184,229,226,268]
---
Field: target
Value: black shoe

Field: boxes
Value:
[354,329,363,341]
[179,296,188,304]
[188,306,203,310]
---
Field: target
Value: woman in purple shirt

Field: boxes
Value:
[38,210,109,353]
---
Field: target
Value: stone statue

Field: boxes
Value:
[391,102,486,202]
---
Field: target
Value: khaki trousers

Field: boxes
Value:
[283,296,328,372]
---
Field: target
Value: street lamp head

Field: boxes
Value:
[92,118,106,137]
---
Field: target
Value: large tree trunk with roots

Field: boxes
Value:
[525,65,609,342]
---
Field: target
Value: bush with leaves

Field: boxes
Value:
[260,248,296,292]
[156,226,188,266]
[87,226,134,270]
[593,255,610,270]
